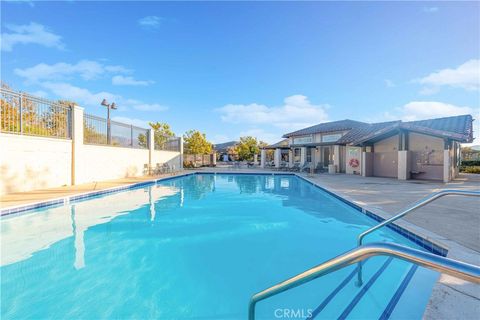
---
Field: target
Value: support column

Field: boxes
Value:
[300,147,306,165]
[288,149,293,167]
[333,145,340,173]
[71,105,84,185]
[397,151,410,180]
[274,148,281,168]
[361,148,373,177]
[180,137,184,170]
[211,152,217,167]
[260,149,266,168]
[148,129,154,174]
[443,149,451,182]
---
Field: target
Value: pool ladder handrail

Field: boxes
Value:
[248,242,480,320]
[357,189,480,246]
[355,189,480,285]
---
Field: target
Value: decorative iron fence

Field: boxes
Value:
[0,88,72,139]
[184,154,213,167]
[83,114,108,145]
[83,113,149,149]
[154,136,181,152]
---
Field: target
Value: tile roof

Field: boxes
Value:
[346,114,474,145]
[282,114,474,146]
[336,121,400,144]
[282,119,367,138]
[264,139,290,149]
[404,114,473,140]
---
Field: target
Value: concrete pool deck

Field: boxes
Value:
[1,168,479,318]
[0,172,185,209]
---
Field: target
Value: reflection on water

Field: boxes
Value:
[1,174,428,320]
[1,185,179,267]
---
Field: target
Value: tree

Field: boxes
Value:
[235,136,263,161]
[138,121,176,148]
[150,122,175,149]
[183,129,212,154]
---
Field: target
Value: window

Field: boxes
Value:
[306,148,312,163]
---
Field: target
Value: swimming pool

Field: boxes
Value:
[1,173,439,319]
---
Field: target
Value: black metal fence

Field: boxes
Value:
[0,88,72,139]
[83,113,149,148]
[154,136,181,152]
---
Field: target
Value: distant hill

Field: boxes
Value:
[213,141,238,152]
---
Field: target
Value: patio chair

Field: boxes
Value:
[273,162,286,171]
[315,163,326,173]
[289,163,300,172]
[300,163,311,172]
[143,164,151,175]
[155,163,164,175]
[163,163,170,173]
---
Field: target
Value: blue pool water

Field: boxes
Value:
[1,174,438,319]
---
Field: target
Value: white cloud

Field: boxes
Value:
[423,7,439,13]
[217,94,329,130]
[123,98,168,111]
[41,82,119,107]
[416,59,480,92]
[384,79,395,88]
[112,75,154,86]
[1,22,64,51]
[138,16,162,29]
[111,116,149,128]
[238,128,280,144]
[392,101,474,121]
[14,60,130,83]
[36,82,168,114]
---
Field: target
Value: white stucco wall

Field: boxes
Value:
[0,133,72,194]
[151,150,182,171]
[75,145,150,184]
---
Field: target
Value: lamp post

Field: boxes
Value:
[101,99,117,144]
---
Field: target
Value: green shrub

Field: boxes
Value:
[460,166,480,174]
[461,160,480,166]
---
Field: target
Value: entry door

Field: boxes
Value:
[323,147,330,166]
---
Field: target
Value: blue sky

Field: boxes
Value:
[1,1,479,144]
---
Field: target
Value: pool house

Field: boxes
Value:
[260,115,474,182]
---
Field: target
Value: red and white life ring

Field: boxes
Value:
[349,158,360,168]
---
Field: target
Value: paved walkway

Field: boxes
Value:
[303,172,480,252]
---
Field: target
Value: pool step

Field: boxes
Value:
[309,257,416,319]
[308,257,391,319]
[342,259,413,319]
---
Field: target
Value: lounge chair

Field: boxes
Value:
[154,163,164,175]
[300,163,311,172]
[143,164,151,175]
[314,162,326,173]
[288,163,300,172]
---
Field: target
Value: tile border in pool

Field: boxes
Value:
[0,171,447,257]
[0,172,196,217]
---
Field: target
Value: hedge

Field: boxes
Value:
[461,160,480,166]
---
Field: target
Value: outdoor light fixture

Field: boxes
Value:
[100,99,117,144]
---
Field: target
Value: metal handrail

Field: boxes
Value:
[358,190,480,246]
[248,242,480,320]
[355,190,480,285]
